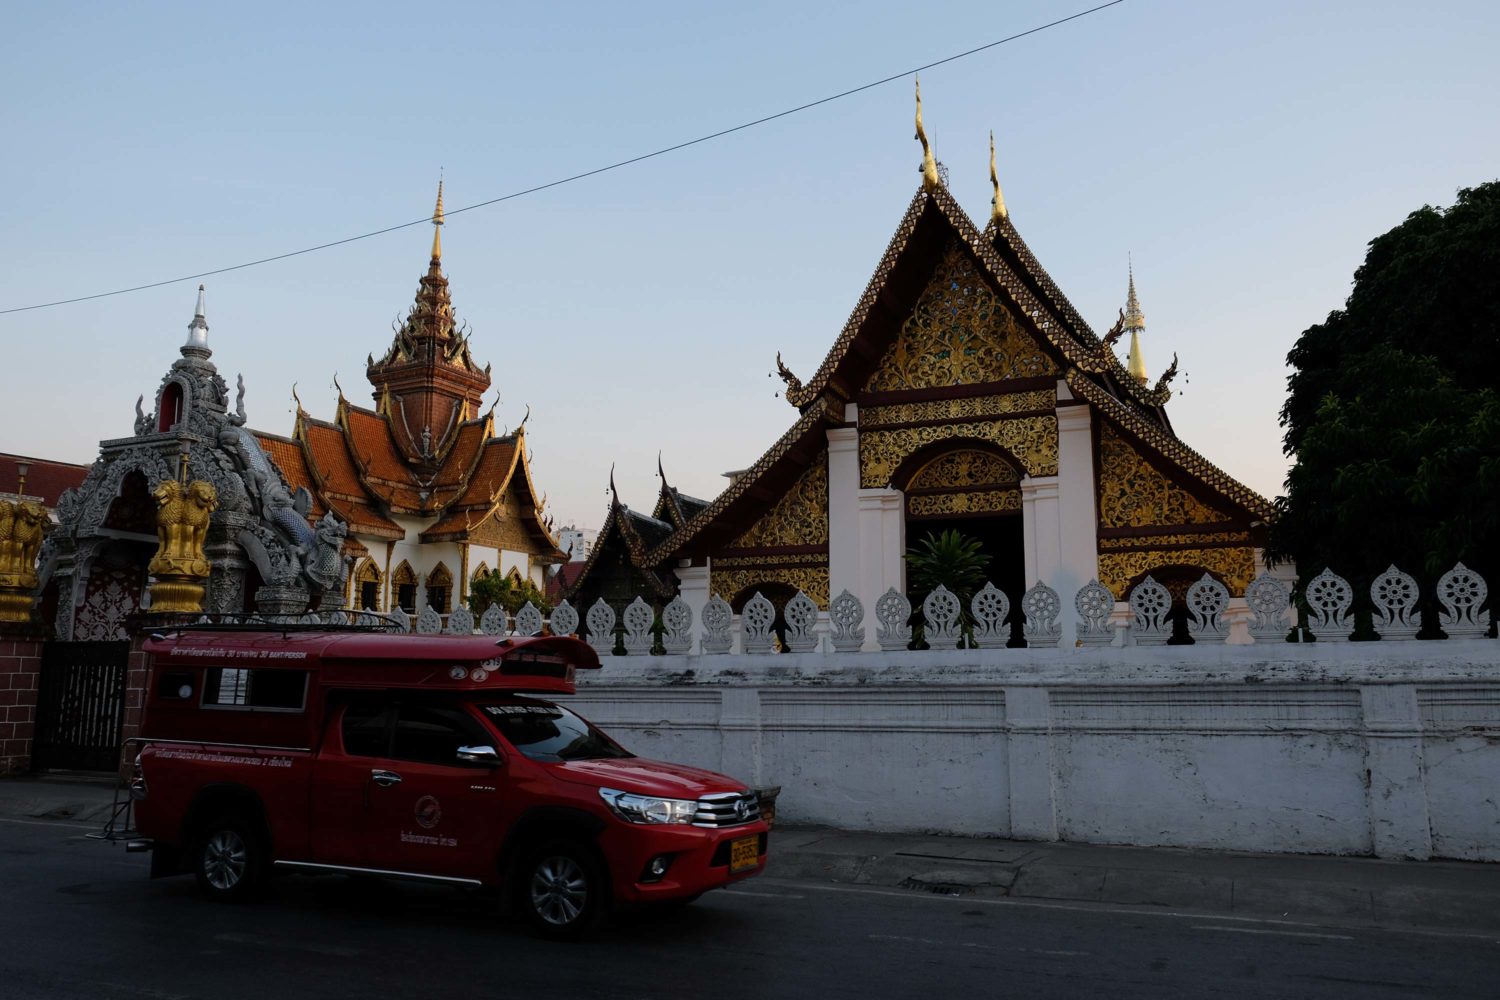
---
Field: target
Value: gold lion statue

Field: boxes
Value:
[149,479,218,579]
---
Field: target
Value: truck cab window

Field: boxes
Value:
[392,705,489,766]
[342,702,392,757]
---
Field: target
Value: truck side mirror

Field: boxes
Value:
[456,745,502,766]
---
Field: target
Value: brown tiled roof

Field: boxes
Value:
[0,453,89,508]
[546,561,588,602]
[295,416,404,538]
[340,402,425,512]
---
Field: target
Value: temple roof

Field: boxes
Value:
[563,488,679,601]
[0,453,89,509]
[652,458,711,530]
[646,397,835,565]
[779,184,1172,425]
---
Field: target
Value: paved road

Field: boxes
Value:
[2,817,1495,1000]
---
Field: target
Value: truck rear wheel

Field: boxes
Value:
[192,814,267,902]
[515,839,606,939]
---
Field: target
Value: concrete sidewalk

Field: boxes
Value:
[5,776,1498,936]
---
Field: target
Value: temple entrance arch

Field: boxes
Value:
[895,440,1026,645]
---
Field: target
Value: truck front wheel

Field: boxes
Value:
[192,815,267,902]
[516,840,607,938]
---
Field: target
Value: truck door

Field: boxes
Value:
[361,702,501,880]
[308,699,392,868]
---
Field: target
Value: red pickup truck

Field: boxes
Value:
[129,625,769,936]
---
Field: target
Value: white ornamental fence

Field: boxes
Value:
[340,562,1494,652]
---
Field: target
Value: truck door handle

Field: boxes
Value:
[370,769,402,787]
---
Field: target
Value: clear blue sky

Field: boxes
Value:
[2,1,1496,530]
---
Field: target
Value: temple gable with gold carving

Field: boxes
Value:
[567,121,1273,646]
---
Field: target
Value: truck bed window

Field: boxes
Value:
[202,667,309,711]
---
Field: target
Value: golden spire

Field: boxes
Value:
[1123,258,1148,384]
[914,76,939,192]
[430,176,445,262]
[989,131,1007,222]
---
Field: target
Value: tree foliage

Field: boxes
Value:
[1270,181,1500,593]
[467,570,552,618]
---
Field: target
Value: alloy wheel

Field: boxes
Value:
[203,829,248,891]
[529,855,589,926]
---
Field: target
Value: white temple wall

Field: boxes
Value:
[826,422,861,610]
[571,642,1500,861]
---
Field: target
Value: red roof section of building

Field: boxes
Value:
[0,453,89,508]
[296,417,404,538]
[340,402,426,512]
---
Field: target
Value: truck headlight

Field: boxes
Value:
[599,787,698,825]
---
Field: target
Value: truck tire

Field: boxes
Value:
[515,839,607,939]
[192,814,267,902]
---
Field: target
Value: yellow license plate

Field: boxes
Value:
[729,835,759,873]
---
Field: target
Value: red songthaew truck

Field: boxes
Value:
[129,625,768,936]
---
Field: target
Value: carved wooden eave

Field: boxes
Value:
[562,495,677,601]
[651,472,710,531]
[784,186,1111,413]
[419,429,564,559]
[1067,370,1275,522]
[647,396,837,565]
[982,216,1181,422]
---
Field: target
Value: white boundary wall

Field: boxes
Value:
[572,642,1500,861]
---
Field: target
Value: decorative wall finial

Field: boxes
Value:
[430,175,445,262]
[914,77,940,192]
[989,131,1007,221]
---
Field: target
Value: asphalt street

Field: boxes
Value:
[2,816,1496,1000]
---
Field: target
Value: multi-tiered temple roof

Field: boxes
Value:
[256,185,563,563]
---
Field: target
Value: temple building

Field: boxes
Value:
[40,184,562,638]
[571,94,1274,647]
[254,183,565,615]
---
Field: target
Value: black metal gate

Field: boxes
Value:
[33,641,130,772]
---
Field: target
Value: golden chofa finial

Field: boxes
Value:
[914,76,939,192]
[989,131,1008,222]
[430,176,445,261]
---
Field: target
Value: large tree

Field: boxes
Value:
[1269,181,1500,610]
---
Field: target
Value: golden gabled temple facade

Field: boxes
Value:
[580,97,1273,648]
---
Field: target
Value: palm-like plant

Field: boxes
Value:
[905,528,991,613]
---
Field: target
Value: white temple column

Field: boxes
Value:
[826,424,861,607]
[676,562,711,654]
[857,487,905,651]
[1054,396,1099,645]
[1021,477,1061,589]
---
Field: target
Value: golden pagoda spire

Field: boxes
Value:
[430,176,445,262]
[989,131,1007,222]
[1123,258,1148,385]
[914,76,939,192]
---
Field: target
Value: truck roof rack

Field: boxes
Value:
[157,611,408,637]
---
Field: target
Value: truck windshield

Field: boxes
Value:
[481,700,632,763]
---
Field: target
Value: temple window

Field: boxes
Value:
[393,561,418,614]
[426,563,454,614]
[157,382,184,432]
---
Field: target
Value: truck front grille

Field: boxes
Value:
[693,791,761,827]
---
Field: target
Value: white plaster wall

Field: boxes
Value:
[571,642,1500,860]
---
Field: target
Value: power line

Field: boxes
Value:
[0,1,1125,317]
